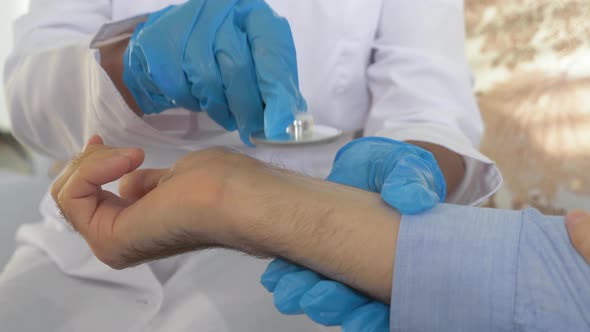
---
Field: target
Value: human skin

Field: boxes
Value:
[51,136,590,306]
[99,40,466,195]
[52,136,399,303]
[566,211,590,264]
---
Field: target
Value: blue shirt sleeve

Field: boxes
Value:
[390,204,590,331]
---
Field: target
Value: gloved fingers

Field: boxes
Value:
[398,151,446,199]
[125,5,200,114]
[237,0,306,138]
[189,78,237,131]
[123,22,166,115]
[124,48,175,114]
[326,137,410,191]
[300,280,370,326]
[180,1,237,130]
[273,270,323,315]
[261,258,305,292]
[326,137,446,214]
[411,147,447,199]
[341,302,390,332]
[381,154,445,214]
[215,15,264,145]
[382,181,440,215]
[326,148,373,191]
[161,2,213,111]
[325,166,372,192]
[189,69,236,132]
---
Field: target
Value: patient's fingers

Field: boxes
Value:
[51,135,107,201]
[566,211,590,264]
[85,134,104,147]
[57,145,144,235]
[119,168,170,201]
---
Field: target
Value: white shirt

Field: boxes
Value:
[3,1,502,331]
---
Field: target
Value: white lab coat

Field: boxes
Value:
[1,0,502,331]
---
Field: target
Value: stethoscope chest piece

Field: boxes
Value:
[250,114,342,146]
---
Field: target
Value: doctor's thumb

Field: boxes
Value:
[119,168,170,201]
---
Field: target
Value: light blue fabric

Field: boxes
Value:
[391,204,590,331]
[123,0,307,145]
[261,138,445,331]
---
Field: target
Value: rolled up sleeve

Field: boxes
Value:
[391,205,590,331]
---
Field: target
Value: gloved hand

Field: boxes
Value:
[261,137,447,331]
[123,0,307,145]
[261,259,391,331]
[326,137,447,214]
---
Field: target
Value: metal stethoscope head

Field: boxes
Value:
[250,113,342,146]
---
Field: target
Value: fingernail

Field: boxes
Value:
[567,211,588,225]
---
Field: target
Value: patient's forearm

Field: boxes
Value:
[221,155,590,330]
[226,164,400,303]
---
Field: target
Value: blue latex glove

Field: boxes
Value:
[123,0,307,145]
[326,137,446,214]
[261,137,447,331]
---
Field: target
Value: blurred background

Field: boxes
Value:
[0,0,589,267]
[0,0,52,267]
[465,0,590,214]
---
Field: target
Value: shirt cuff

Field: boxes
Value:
[90,14,149,49]
[375,125,503,206]
[390,204,522,332]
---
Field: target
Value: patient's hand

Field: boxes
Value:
[52,135,397,302]
[51,135,268,268]
[566,211,590,264]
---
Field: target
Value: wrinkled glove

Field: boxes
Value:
[261,259,391,331]
[123,0,307,145]
[326,137,446,214]
[261,137,447,331]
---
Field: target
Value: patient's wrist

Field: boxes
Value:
[280,179,399,303]
[220,163,324,256]
[224,162,400,303]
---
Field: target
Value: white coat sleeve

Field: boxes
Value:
[365,0,502,205]
[4,0,139,160]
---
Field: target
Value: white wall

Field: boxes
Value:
[0,1,29,131]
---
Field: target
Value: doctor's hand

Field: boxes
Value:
[567,211,590,264]
[261,137,446,331]
[121,0,306,145]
